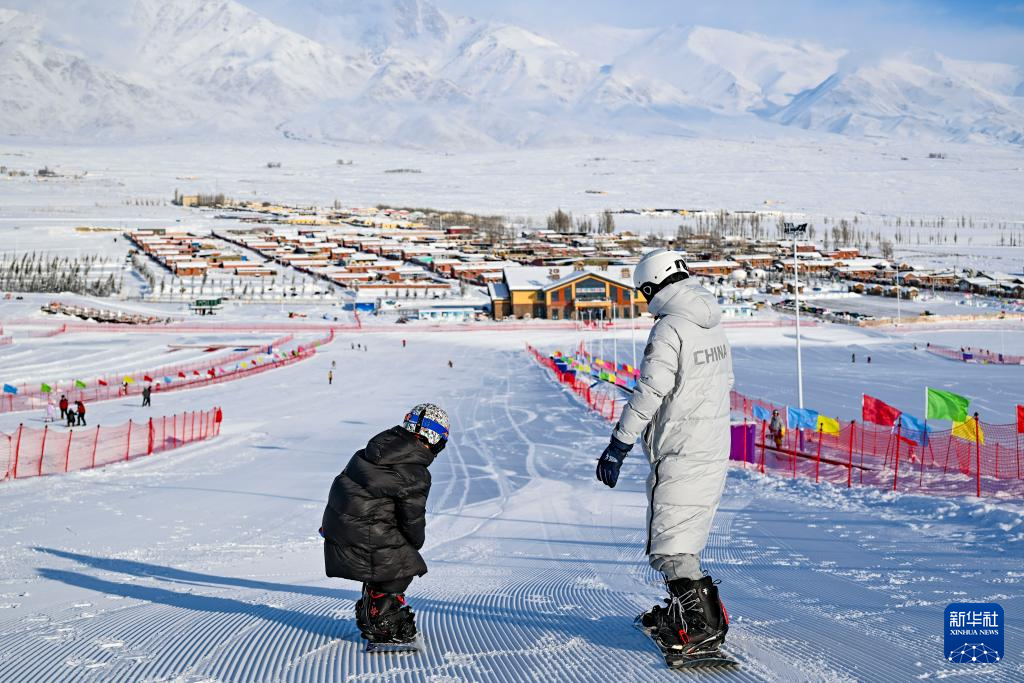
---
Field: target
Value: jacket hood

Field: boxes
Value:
[647,278,722,328]
[361,426,436,467]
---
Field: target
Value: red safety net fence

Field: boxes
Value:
[527,345,624,423]
[925,343,1024,365]
[0,407,223,481]
[527,345,1022,500]
[730,392,1024,500]
[0,331,331,414]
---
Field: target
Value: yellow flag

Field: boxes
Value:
[817,415,841,436]
[123,376,134,384]
[952,417,985,444]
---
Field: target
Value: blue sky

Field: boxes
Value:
[435,0,1024,65]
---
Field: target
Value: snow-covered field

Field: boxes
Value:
[0,318,1020,682]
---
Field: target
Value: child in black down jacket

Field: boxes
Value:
[321,403,450,645]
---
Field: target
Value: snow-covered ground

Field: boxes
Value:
[0,321,1020,681]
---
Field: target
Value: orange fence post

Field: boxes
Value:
[892,423,902,492]
[13,424,23,479]
[125,420,132,461]
[64,430,73,472]
[815,427,823,483]
[38,425,48,477]
[147,418,154,455]
[91,426,100,468]
[847,422,855,488]
[974,412,981,497]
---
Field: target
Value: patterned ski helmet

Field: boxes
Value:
[402,403,450,447]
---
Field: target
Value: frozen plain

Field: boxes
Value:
[0,316,1020,682]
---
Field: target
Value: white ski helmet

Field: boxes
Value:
[634,248,689,300]
[402,403,450,448]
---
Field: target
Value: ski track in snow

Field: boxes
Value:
[0,330,1021,682]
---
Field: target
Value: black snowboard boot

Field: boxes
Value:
[641,575,729,655]
[356,585,417,644]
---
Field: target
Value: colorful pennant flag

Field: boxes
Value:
[862,394,901,426]
[952,416,985,445]
[164,377,173,384]
[926,388,969,421]
[41,383,52,393]
[786,406,819,430]
[193,370,200,376]
[143,375,153,382]
[817,415,841,436]
[178,371,186,378]
[123,376,134,384]
[896,412,931,445]
[98,379,108,386]
[74,379,86,389]
[752,404,771,421]
[3,383,17,394]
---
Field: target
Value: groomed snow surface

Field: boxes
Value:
[0,322,1021,682]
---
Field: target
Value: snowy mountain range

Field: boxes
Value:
[1,0,1022,147]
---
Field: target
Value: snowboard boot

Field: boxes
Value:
[356,585,417,644]
[641,575,729,655]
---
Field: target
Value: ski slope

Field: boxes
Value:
[0,328,1021,681]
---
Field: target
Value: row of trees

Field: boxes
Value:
[546,209,616,234]
[0,252,122,296]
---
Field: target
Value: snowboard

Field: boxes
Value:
[633,614,739,669]
[364,636,422,654]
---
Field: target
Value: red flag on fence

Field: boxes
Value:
[143,375,153,382]
[207,368,215,376]
[178,372,186,379]
[862,394,901,426]
[98,379,108,386]
[193,370,200,376]
[1018,404,1024,434]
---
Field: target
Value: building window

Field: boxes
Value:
[551,308,559,320]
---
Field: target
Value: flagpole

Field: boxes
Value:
[794,231,804,408]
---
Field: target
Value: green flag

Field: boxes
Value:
[74,379,87,389]
[40,383,52,393]
[926,387,969,421]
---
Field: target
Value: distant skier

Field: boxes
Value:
[851,353,855,363]
[447,360,453,368]
[867,356,872,364]
[595,249,733,661]
[402,339,407,348]
[59,394,69,420]
[142,385,151,407]
[769,409,785,450]
[328,370,333,385]
[321,403,450,647]
[76,400,86,426]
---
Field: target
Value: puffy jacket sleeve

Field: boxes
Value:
[613,319,681,445]
[394,467,430,550]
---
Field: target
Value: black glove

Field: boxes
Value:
[596,436,633,488]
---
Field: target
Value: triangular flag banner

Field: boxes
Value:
[144,375,153,382]
[123,376,134,384]
[926,388,969,421]
[41,383,52,393]
[164,376,172,384]
[817,415,841,436]
[193,370,200,376]
[862,394,901,426]
[98,379,108,386]
[74,379,86,389]
[752,404,771,421]
[178,372,186,378]
[3,383,18,394]
[952,417,985,445]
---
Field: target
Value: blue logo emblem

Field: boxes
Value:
[945,603,1003,664]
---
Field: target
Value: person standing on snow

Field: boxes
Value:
[142,385,152,407]
[768,409,785,450]
[595,248,734,658]
[59,394,69,421]
[75,400,86,426]
[321,403,450,646]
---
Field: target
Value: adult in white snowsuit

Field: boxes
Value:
[596,248,734,657]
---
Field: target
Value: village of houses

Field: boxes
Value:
[123,196,1024,325]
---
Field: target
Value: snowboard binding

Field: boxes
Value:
[636,575,737,668]
[356,585,418,649]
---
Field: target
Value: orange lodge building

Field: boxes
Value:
[489,266,647,320]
